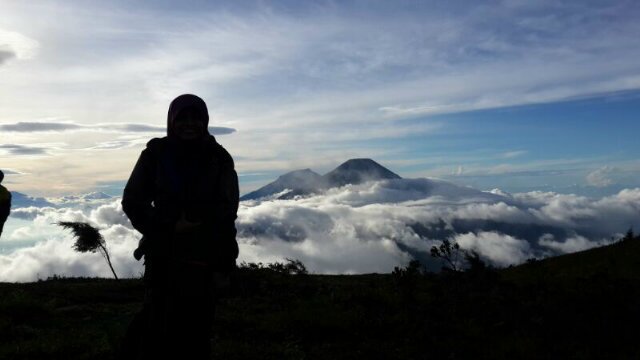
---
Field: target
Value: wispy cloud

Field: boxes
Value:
[0,168,25,175]
[502,150,528,159]
[586,166,616,187]
[0,144,49,156]
[0,121,82,132]
[0,121,236,135]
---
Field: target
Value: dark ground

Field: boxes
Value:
[1,238,640,359]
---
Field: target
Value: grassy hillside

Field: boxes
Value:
[1,238,640,359]
[503,235,640,281]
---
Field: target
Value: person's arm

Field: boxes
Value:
[213,147,240,270]
[220,158,239,258]
[0,188,10,220]
[0,202,9,221]
[122,146,156,236]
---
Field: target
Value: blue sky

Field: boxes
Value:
[1,0,639,196]
[390,91,640,194]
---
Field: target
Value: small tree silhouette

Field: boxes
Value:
[57,221,118,280]
[430,238,465,272]
[622,228,635,242]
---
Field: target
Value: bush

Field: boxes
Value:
[239,258,308,275]
[392,259,425,278]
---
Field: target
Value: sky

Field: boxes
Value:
[1,1,640,280]
[1,0,639,196]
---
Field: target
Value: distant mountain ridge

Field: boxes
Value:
[241,158,402,201]
[10,192,54,208]
[49,192,113,204]
[241,169,327,201]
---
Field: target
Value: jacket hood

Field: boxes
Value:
[167,94,210,139]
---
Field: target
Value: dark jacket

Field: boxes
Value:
[122,95,239,272]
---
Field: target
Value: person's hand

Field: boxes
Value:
[174,211,202,234]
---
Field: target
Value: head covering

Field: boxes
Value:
[167,94,210,139]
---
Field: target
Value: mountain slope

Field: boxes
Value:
[241,169,326,201]
[504,235,640,281]
[240,158,402,201]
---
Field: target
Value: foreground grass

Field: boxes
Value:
[2,239,640,359]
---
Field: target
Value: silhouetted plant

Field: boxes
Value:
[239,259,308,275]
[238,261,265,270]
[57,221,118,280]
[430,238,465,272]
[392,259,425,278]
[268,258,308,275]
[392,259,425,301]
[464,250,487,272]
[622,228,635,242]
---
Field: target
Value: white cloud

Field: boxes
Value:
[0,28,39,61]
[454,231,531,266]
[236,183,640,271]
[538,233,608,254]
[586,166,615,187]
[2,182,640,281]
[0,198,144,281]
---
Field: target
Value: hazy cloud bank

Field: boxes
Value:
[1,180,639,281]
[237,181,639,270]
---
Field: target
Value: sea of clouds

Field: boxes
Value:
[2,178,640,282]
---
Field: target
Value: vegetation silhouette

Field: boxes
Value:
[1,231,640,359]
[57,221,118,280]
[239,258,308,275]
[430,237,465,271]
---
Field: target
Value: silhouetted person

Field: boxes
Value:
[0,170,11,239]
[0,170,11,237]
[120,94,239,359]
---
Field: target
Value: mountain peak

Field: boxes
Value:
[277,168,316,180]
[240,159,402,201]
[323,158,401,188]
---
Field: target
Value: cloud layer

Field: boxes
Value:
[0,120,236,135]
[0,144,48,156]
[2,179,638,281]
